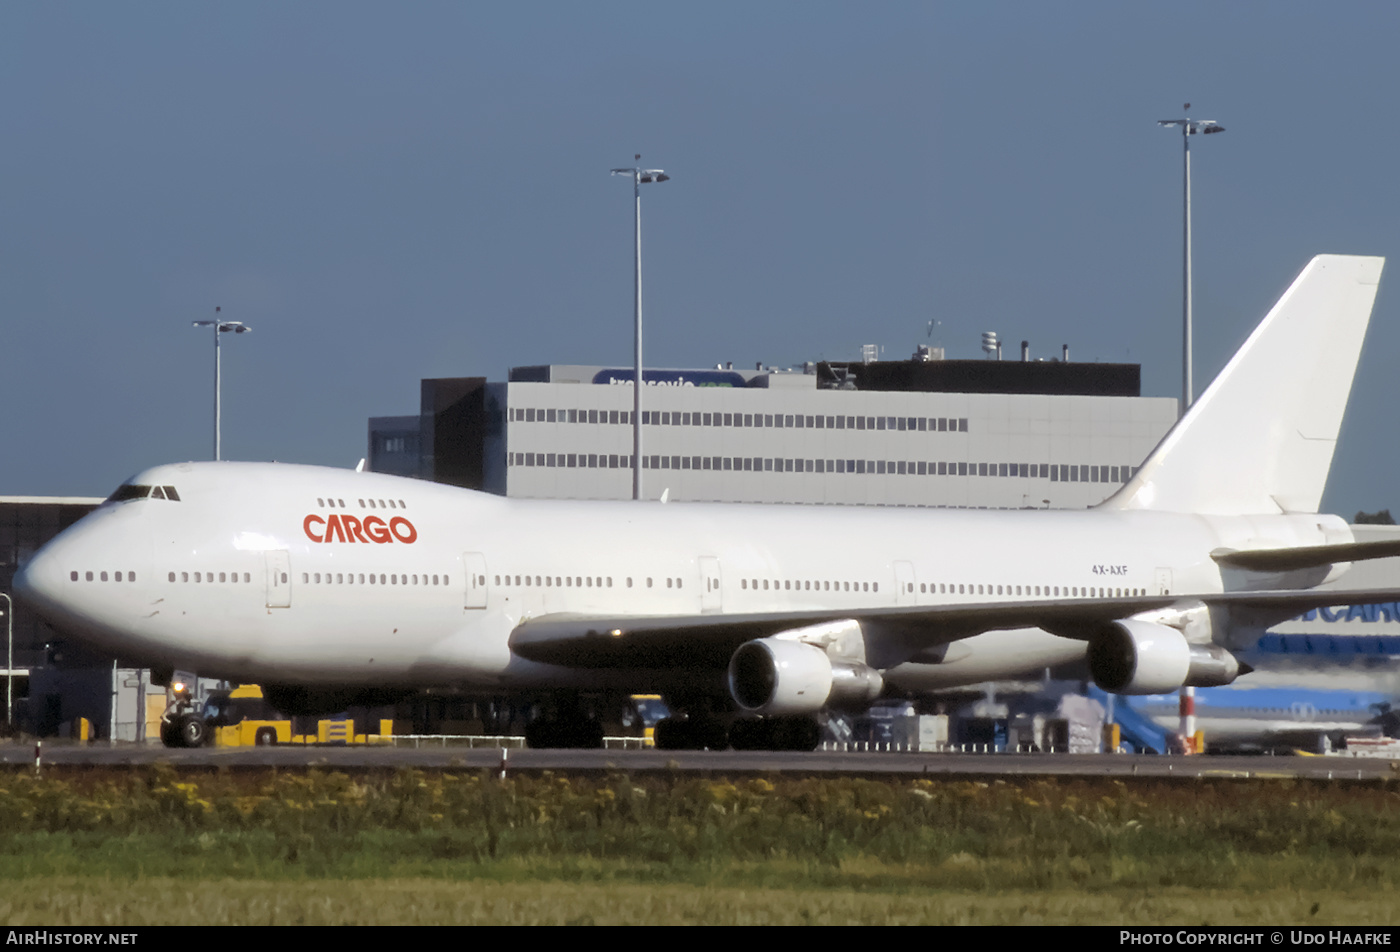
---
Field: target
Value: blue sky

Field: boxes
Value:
[3,2,1398,516]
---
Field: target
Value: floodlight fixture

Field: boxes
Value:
[191,307,252,461]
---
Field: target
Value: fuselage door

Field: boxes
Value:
[894,560,915,605]
[699,556,722,614]
[1154,567,1173,596]
[463,552,488,609]
[265,550,291,609]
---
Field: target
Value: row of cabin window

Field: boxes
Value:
[315,497,408,510]
[512,407,973,433]
[161,571,455,587]
[167,572,251,583]
[508,453,1134,484]
[301,572,447,586]
[65,568,1144,600]
[744,578,878,593]
[922,583,1147,598]
[498,575,614,588]
[494,575,688,590]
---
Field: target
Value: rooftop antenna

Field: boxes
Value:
[981,331,1001,360]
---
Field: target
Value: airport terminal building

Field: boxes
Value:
[368,355,1180,510]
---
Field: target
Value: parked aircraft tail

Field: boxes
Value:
[1102,254,1384,516]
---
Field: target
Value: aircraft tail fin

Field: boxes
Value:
[1102,254,1383,515]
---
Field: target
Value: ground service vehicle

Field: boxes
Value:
[162,683,392,748]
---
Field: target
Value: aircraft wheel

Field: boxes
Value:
[524,719,553,749]
[653,718,684,750]
[784,718,821,751]
[698,720,730,751]
[728,718,766,751]
[254,727,278,746]
[572,719,604,749]
[178,714,207,749]
[525,718,604,749]
[730,717,819,751]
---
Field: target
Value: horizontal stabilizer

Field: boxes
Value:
[1212,539,1400,572]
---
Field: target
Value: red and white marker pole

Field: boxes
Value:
[1179,687,1197,754]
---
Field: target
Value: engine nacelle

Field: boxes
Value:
[1088,619,1244,695]
[728,636,883,716]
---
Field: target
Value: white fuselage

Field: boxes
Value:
[16,460,1349,695]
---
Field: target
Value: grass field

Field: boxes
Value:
[0,766,1396,925]
[3,878,1394,926]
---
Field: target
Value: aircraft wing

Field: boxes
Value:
[509,587,1400,670]
[508,598,1160,669]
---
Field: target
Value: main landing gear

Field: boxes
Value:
[728,716,821,752]
[523,716,605,749]
[652,715,821,752]
[652,716,729,751]
[522,692,605,749]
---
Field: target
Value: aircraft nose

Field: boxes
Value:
[13,536,71,619]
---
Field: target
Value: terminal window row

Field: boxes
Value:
[511,406,970,433]
[507,452,1134,483]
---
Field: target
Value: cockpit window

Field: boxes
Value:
[106,483,182,503]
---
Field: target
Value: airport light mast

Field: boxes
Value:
[192,308,252,462]
[1158,105,1225,414]
[1159,106,1224,757]
[611,157,670,501]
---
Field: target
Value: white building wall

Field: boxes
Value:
[496,378,1178,509]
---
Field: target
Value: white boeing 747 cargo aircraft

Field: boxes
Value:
[15,255,1399,749]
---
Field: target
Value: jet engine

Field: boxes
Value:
[727,634,883,716]
[1087,619,1244,695]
